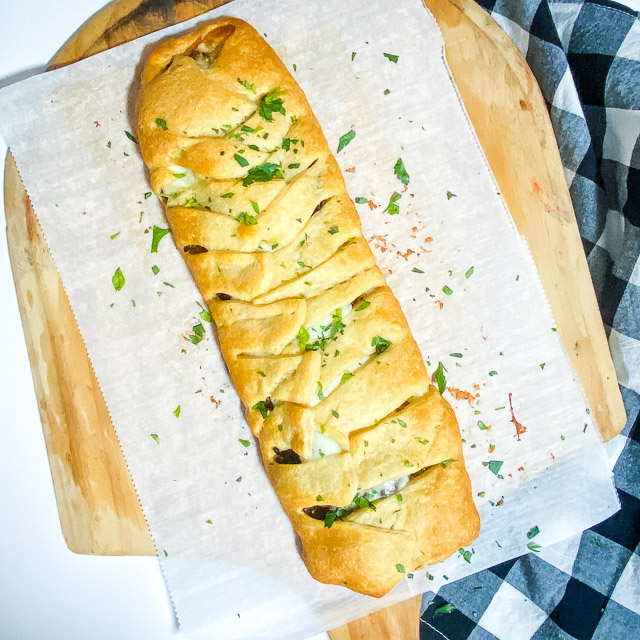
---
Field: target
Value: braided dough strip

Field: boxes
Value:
[136,18,480,597]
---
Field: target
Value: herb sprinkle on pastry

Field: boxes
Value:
[136,18,480,597]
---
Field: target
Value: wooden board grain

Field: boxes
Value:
[3,0,626,638]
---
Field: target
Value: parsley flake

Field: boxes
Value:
[238,438,251,447]
[412,267,424,273]
[340,372,353,384]
[354,300,370,311]
[337,129,356,152]
[259,87,287,121]
[396,564,406,574]
[150,433,160,444]
[441,459,456,468]
[446,191,457,200]
[372,336,391,354]
[483,460,504,476]
[332,410,339,419]
[433,362,447,394]
[152,265,159,275]
[237,78,256,94]
[234,153,249,167]
[459,548,472,563]
[124,130,138,143]
[355,197,368,204]
[435,604,455,615]
[328,225,339,235]
[173,405,181,418]
[243,163,284,186]
[393,157,410,186]
[112,267,125,291]
[465,266,475,278]
[527,542,542,553]
[384,53,399,63]
[442,285,453,295]
[384,192,402,215]
[144,192,152,199]
[527,525,540,539]
[236,212,258,226]
[477,420,489,430]
[252,401,269,419]
[151,226,170,253]
[398,419,407,428]
[155,118,167,130]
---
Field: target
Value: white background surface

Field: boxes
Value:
[0,2,638,640]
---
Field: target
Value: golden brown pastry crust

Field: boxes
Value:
[136,18,480,597]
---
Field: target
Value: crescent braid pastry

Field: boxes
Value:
[136,18,480,597]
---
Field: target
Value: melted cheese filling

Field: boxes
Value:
[310,432,342,459]
[161,165,196,195]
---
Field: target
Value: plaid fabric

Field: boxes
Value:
[420,1,640,638]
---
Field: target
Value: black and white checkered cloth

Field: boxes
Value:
[420,1,640,638]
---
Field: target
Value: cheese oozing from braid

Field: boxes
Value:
[136,18,480,597]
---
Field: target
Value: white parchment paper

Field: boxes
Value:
[0,0,620,638]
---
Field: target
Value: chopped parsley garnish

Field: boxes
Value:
[125,130,138,143]
[465,266,475,278]
[434,604,455,615]
[395,564,406,573]
[384,192,402,215]
[277,424,283,431]
[152,265,160,275]
[442,285,453,295]
[252,401,269,419]
[288,163,300,169]
[317,383,325,401]
[282,137,298,151]
[251,201,260,214]
[332,410,339,419]
[450,352,463,358]
[477,420,489,430]
[183,196,199,208]
[237,78,256,93]
[384,53,399,63]
[340,372,353,384]
[527,525,540,539]
[441,459,456,468]
[540,363,546,370]
[384,88,390,95]
[483,460,504,476]
[155,118,168,130]
[412,267,424,273]
[328,225,339,234]
[234,153,249,167]
[351,51,357,61]
[259,87,287,121]
[151,434,160,444]
[173,405,181,418]
[197,302,211,322]
[398,419,407,428]
[354,300,370,311]
[112,267,125,291]
[355,197,368,204]
[433,361,447,393]
[151,226,171,253]
[459,548,472,563]
[257,370,266,377]
[372,336,391,354]
[110,232,120,240]
[337,129,356,152]
[415,437,429,445]
[236,212,258,226]
[527,542,542,553]
[221,192,234,198]
[107,141,111,148]
[489,370,498,376]
[238,438,251,447]
[394,157,410,186]
[144,192,152,199]
[243,162,284,186]
[297,326,310,351]
[206,519,213,524]
[446,190,457,200]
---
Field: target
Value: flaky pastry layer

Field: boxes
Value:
[136,18,480,597]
